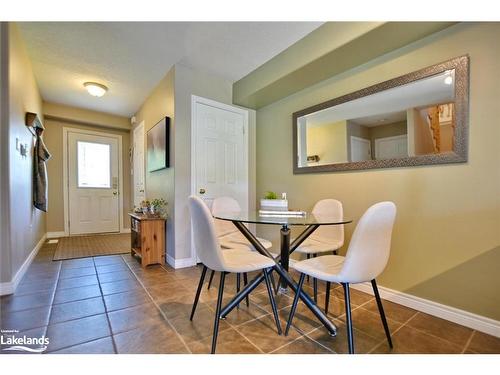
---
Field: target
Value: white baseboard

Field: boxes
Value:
[166,253,197,269]
[120,228,131,234]
[47,231,66,239]
[0,233,47,296]
[350,282,500,338]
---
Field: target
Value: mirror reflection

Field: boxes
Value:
[297,69,456,167]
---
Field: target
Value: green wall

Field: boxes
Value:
[255,23,500,320]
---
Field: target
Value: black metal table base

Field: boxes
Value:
[219,221,337,336]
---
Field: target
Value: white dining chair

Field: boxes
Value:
[295,199,344,310]
[285,201,396,354]
[208,196,275,299]
[188,196,282,354]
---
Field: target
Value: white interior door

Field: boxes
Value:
[375,135,408,159]
[192,96,248,211]
[133,121,145,207]
[68,131,120,235]
[350,136,372,161]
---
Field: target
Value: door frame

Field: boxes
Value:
[190,95,249,261]
[62,127,125,236]
[132,121,145,207]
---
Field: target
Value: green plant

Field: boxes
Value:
[264,191,278,200]
[150,198,167,209]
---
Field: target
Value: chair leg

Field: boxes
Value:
[269,269,278,294]
[325,282,331,315]
[190,265,208,321]
[264,268,282,335]
[342,283,354,354]
[236,273,241,309]
[306,254,310,282]
[211,271,226,354]
[313,254,318,303]
[243,272,250,307]
[371,279,393,348]
[207,270,215,290]
[285,273,305,336]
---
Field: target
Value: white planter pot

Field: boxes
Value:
[260,199,288,211]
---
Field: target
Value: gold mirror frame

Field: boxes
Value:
[293,55,469,174]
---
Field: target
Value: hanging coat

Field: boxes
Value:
[33,131,51,212]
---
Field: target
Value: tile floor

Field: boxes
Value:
[1,240,499,354]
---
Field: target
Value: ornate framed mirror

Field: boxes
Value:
[293,55,469,173]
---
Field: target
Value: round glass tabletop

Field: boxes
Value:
[213,211,352,226]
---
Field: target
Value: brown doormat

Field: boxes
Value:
[53,233,131,261]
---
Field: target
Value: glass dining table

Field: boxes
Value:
[213,210,352,336]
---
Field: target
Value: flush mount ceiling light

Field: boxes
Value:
[444,71,453,85]
[84,82,108,97]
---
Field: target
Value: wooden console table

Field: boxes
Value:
[129,213,166,267]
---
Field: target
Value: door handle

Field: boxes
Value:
[139,189,145,193]
[113,191,119,196]
[199,188,206,195]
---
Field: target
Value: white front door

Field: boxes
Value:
[375,135,408,160]
[192,96,248,211]
[68,131,120,235]
[350,136,372,162]
[133,121,145,208]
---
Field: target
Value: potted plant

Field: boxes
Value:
[150,198,167,216]
[260,191,288,211]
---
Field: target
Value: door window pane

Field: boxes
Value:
[77,141,111,188]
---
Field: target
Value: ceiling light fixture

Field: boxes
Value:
[84,82,108,97]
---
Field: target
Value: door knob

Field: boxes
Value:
[139,189,144,193]
[199,188,206,194]
[113,191,118,196]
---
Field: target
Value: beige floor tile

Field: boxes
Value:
[272,336,333,354]
[107,303,164,335]
[114,321,189,354]
[371,325,463,354]
[362,299,417,324]
[188,327,261,354]
[237,314,300,353]
[169,304,231,343]
[50,336,115,354]
[466,331,500,354]
[406,312,473,348]
[46,314,111,352]
[50,297,105,324]
[307,322,382,354]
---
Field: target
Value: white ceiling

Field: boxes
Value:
[304,69,455,128]
[19,22,323,117]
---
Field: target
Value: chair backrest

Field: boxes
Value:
[338,202,396,284]
[211,196,241,237]
[311,199,344,246]
[188,196,226,272]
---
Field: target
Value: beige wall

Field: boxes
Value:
[1,24,45,284]
[306,121,348,164]
[132,64,236,262]
[43,105,132,233]
[44,101,130,130]
[132,68,176,259]
[255,23,500,320]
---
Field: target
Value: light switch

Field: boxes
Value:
[16,138,20,151]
